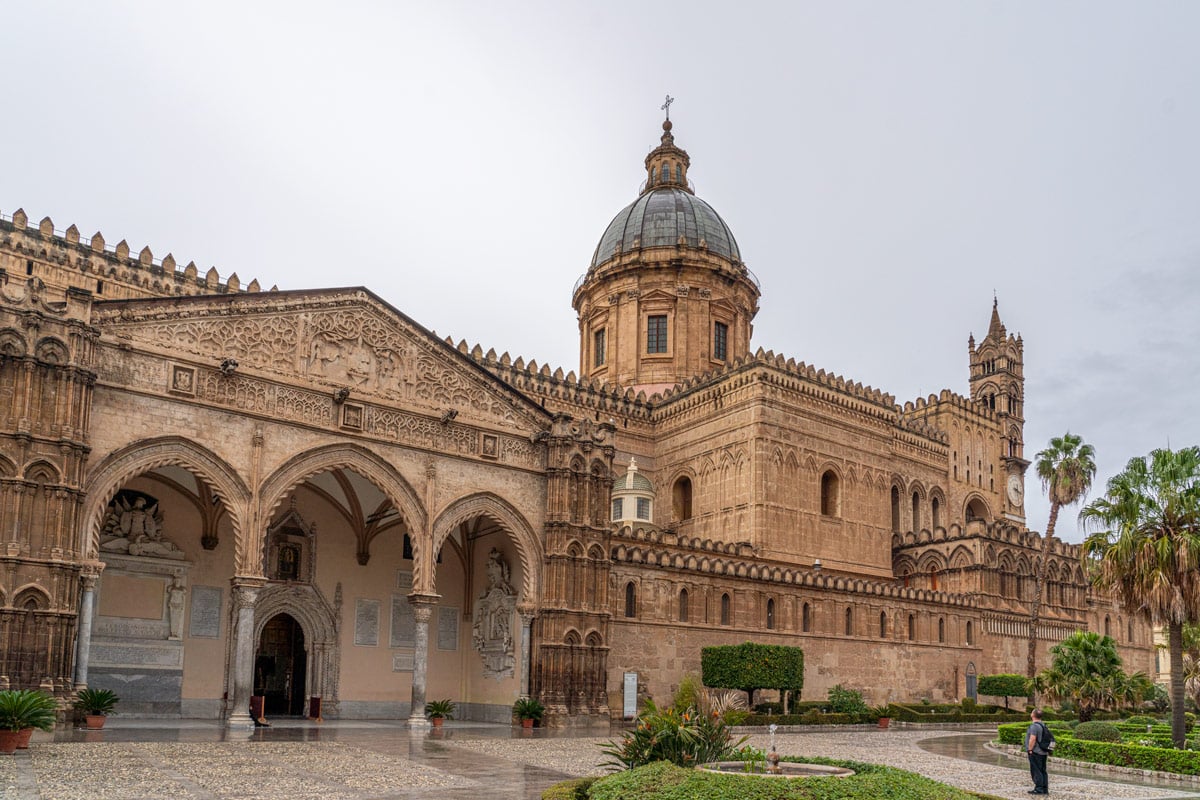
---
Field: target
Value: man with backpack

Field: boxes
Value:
[1025,707,1052,794]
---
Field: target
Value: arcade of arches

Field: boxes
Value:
[0,118,1153,725]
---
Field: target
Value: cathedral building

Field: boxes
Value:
[0,117,1152,725]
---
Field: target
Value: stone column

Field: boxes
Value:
[519,608,535,698]
[406,594,438,728]
[73,572,99,689]
[228,580,263,727]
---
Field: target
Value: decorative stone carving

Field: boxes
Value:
[99,490,184,559]
[472,548,517,679]
[167,577,186,640]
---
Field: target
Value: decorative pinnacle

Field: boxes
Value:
[661,94,674,121]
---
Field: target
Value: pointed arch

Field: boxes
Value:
[430,491,542,600]
[82,436,251,564]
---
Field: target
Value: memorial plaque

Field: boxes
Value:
[392,652,415,672]
[390,595,415,647]
[354,599,380,646]
[437,606,459,651]
[188,586,223,639]
[396,570,413,591]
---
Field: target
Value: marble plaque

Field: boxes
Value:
[437,606,459,651]
[354,599,380,646]
[90,641,184,668]
[396,570,413,591]
[392,652,414,672]
[188,586,223,639]
[390,595,415,647]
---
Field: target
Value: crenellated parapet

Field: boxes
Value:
[613,523,974,609]
[0,208,264,303]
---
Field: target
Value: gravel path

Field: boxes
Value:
[445,728,1200,800]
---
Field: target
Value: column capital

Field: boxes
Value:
[231,576,267,608]
[407,592,440,623]
[517,604,537,623]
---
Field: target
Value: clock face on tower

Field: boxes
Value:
[1007,474,1024,507]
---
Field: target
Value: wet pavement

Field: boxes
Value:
[3,719,1200,799]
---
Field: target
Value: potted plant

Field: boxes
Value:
[0,690,58,753]
[424,699,455,728]
[872,704,893,729]
[512,697,545,729]
[73,688,119,730]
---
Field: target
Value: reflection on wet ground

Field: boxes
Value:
[919,732,1200,796]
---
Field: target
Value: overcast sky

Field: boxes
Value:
[4,2,1198,542]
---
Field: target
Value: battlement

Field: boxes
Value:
[905,389,1000,424]
[447,335,655,421]
[0,208,265,301]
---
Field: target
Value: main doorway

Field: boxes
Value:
[255,613,307,716]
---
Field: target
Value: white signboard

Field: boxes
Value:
[623,672,638,719]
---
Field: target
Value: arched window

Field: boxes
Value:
[907,614,915,641]
[673,476,693,521]
[678,589,689,622]
[675,163,682,182]
[929,566,938,592]
[931,497,941,530]
[720,593,731,626]
[1104,615,1111,637]
[624,582,637,618]
[844,607,853,636]
[821,471,840,517]
[766,598,776,630]
[802,602,811,632]
[1128,620,1134,643]
[938,618,945,643]
[966,620,974,646]
[879,611,887,638]
[911,492,921,531]
[661,163,669,182]
[891,487,901,532]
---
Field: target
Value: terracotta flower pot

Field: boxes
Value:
[521,718,534,729]
[877,717,891,729]
[0,729,20,754]
[15,728,34,749]
[85,715,107,730]
[430,717,444,728]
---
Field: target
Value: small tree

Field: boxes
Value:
[701,642,804,708]
[977,673,1030,710]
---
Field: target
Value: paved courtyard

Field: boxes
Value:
[2,721,1199,800]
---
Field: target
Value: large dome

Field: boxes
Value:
[590,186,741,269]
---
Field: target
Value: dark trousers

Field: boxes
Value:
[1028,751,1048,792]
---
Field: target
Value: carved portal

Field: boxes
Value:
[245,584,341,718]
[473,548,517,679]
[99,490,185,559]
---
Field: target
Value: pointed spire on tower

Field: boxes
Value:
[987,295,1004,339]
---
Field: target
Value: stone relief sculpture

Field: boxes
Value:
[100,492,185,559]
[167,577,186,639]
[472,548,517,679]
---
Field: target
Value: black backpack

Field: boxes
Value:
[1037,722,1056,753]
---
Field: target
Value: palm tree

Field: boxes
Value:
[1034,630,1124,722]
[1026,434,1096,688]
[1081,446,1200,748]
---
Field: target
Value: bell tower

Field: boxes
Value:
[572,107,760,396]
[969,298,1028,520]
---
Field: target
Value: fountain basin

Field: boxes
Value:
[696,761,855,778]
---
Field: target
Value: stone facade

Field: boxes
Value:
[0,118,1153,723]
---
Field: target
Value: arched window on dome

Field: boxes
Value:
[675,163,682,182]
[661,163,669,182]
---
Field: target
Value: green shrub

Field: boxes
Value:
[701,642,804,706]
[1125,715,1159,727]
[827,685,868,715]
[599,700,745,769]
[1053,738,1200,775]
[673,673,704,713]
[540,777,596,800]
[1074,721,1123,742]
[586,757,998,800]
[961,697,977,711]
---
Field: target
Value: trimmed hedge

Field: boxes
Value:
[585,757,999,800]
[701,643,804,702]
[998,722,1200,774]
[1073,721,1123,742]
[540,777,596,800]
[889,704,1027,724]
